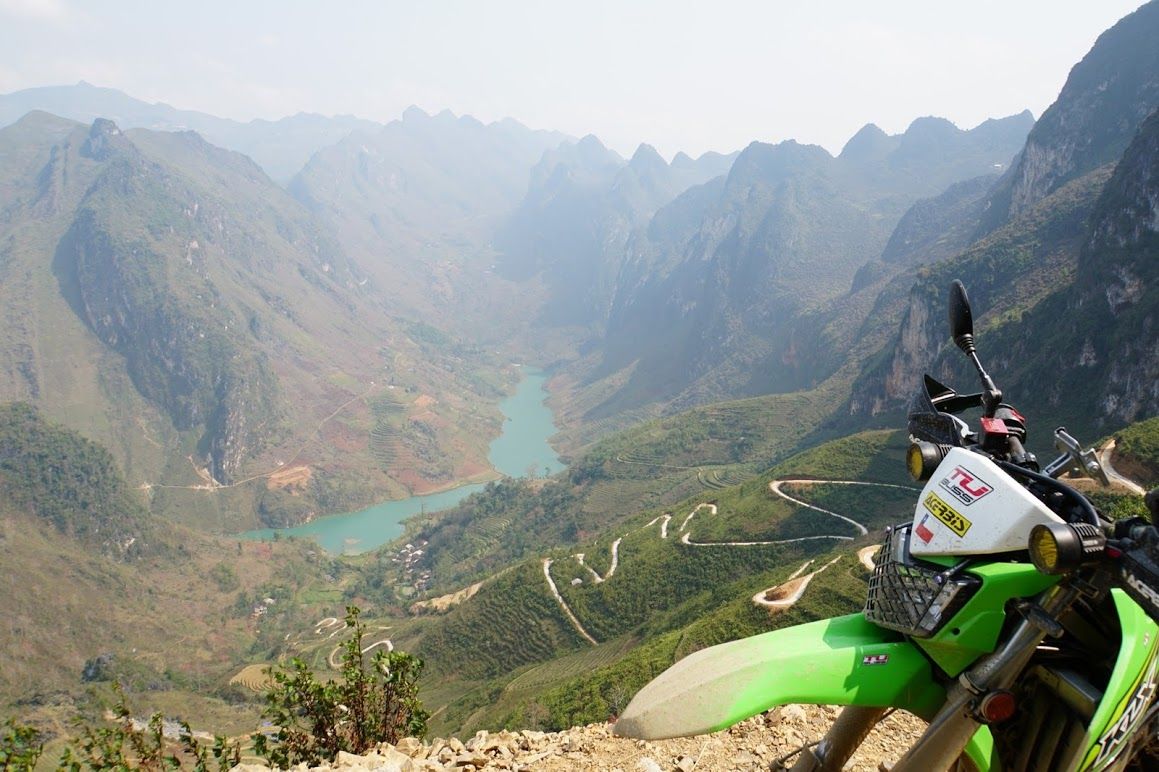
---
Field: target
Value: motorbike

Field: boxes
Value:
[614,280,1159,771]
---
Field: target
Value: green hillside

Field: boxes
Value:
[0,404,345,734]
[0,113,513,532]
[402,384,837,592]
[0,402,153,558]
[1114,417,1159,486]
[382,429,918,735]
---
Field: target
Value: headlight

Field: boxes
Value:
[1028,522,1106,575]
[906,441,948,481]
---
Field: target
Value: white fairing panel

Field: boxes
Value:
[909,447,1064,557]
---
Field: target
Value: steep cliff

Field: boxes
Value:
[851,107,1158,438]
[580,114,1032,418]
[51,120,341,483]
[977,0,1159,234]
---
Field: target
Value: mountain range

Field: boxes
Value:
[0,109,523,532]
[0,81,379,183]
[1,0,1158,747]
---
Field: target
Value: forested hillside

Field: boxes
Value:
[0,112,510,531]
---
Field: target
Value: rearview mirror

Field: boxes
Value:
[948,280,974,353]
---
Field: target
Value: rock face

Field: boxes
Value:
[231,706,926,771]
[851,106,1159,434]
[1066,108,1159,425]
[850,4,1159,432]
[977,1,1159,234]
[0,112,400,518]
[580,113,1031,418]
[54,121,294,483]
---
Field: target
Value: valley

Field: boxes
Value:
[240,368,562,555]
[1,1,1158,761]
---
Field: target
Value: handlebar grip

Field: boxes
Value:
[1006,435,1035,468]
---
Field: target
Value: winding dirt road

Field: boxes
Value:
[1100,439,1147,496]
[542,479,907,645]
[752,557,843,610]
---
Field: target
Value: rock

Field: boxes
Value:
[335,751,364,767]
[519,750,552,765]
[370,746,419,771]
[520,730,546,746]
[780,704,808,724]
[674,754,697,772]
[452,750,488,767]
[395,737,425,757]
[731,750,759,766]
[636,758,662,772]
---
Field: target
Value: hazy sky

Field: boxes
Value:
[0,0,1147,158]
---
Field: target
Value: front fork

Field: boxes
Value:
[792,584,1080,772]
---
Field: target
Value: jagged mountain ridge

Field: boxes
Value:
[850,0,1159,438]
[496,135,736,328]
[976,0,1159,235]
[289,106,570,330]
[0,81,381,183]
[570,112,1034,420]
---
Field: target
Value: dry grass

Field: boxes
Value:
[266,465,313,491]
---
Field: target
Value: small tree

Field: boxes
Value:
[1,719,43,771]
[55,683,238,771]
[254,606,428,767]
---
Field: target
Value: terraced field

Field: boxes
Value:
[368,396,408,468]
[503,637,637,694]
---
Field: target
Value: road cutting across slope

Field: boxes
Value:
[543,478,908,645]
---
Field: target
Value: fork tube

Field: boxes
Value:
[892,584,1079,771]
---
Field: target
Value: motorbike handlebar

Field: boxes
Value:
[1029,490,1159,627]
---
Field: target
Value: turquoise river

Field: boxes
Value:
[242,368,564,554]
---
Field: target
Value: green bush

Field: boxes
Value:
[56,684,239,771]
[254,607,428,767]
[1,719,43,771]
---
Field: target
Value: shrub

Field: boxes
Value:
[254,606,428,767]
[1,719,43,771]
[56,684,239,771]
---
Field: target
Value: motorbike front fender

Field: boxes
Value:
[615,613,945,740]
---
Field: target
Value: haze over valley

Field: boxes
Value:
[1,0,1158,755]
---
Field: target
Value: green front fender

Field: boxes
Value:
[615,613,946,740]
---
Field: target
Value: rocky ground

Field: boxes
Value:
[232,705,927,771]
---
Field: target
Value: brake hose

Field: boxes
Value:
[996,460,1102,526]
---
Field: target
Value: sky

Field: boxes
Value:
[0,0,1148,159]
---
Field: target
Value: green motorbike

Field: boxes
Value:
[616,281,1159,771]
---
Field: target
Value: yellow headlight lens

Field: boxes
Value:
[906,441,946,482]
[1029,525,1060,573]
[906,443,925,481]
